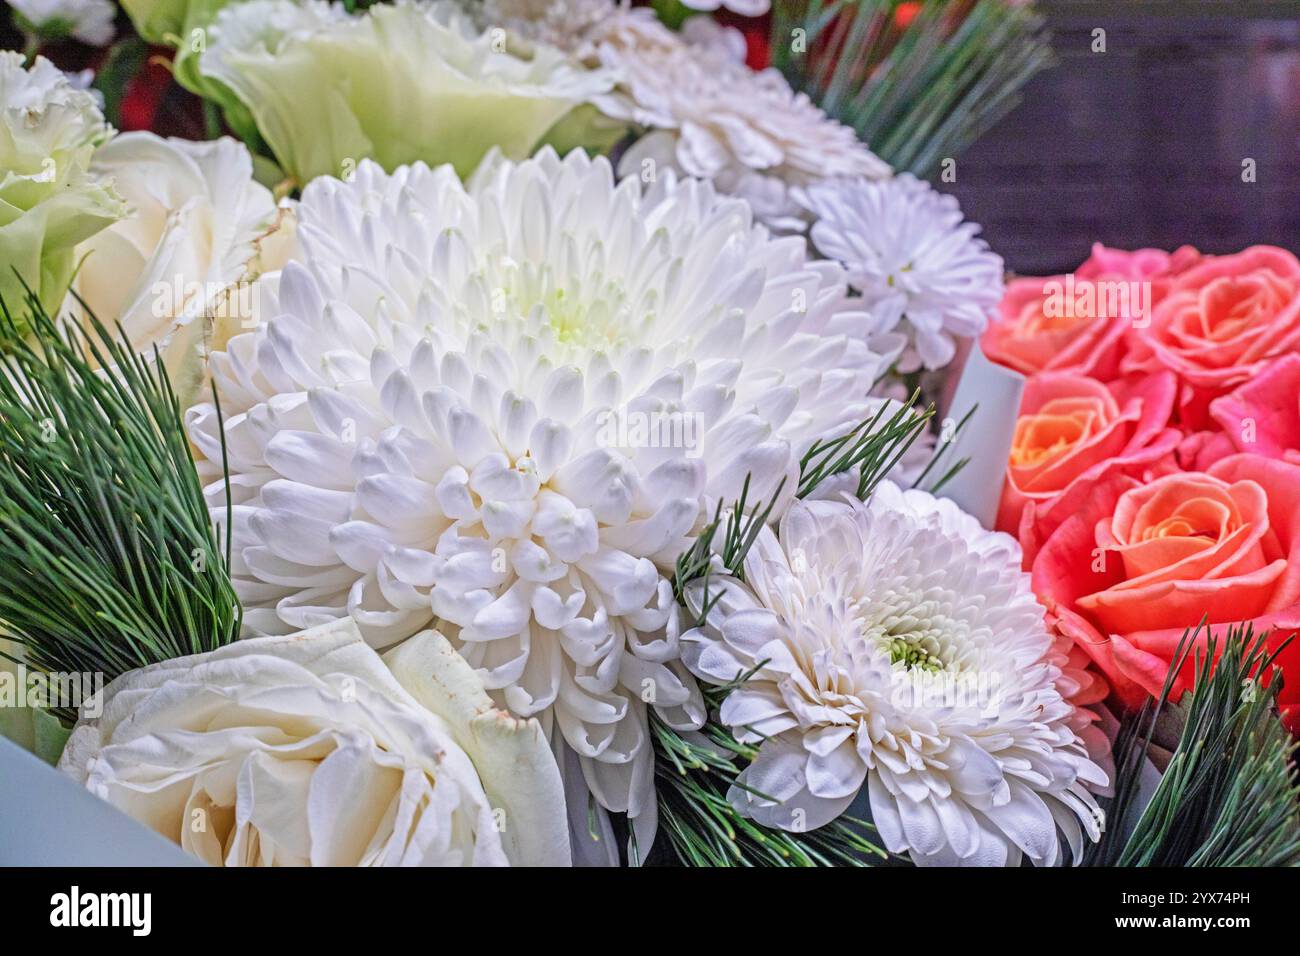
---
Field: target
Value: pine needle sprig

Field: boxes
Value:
[1087,621,1300,867]
[650,711,892,867]
[797,390,933,499]
[0,288,241,721]
[910,401,976,495]
[672,475,786,626]
[771,1,1055,178]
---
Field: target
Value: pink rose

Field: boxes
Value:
[1124,246,1300,424]
[982,243,1198,379]
[1207,353,1300,465]
[1031,454,1300,731]
[1000,370,1180,564]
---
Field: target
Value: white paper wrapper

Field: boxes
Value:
[935,339,1026,529]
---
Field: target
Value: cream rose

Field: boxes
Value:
[65,131,279,407]
[59,620,571,866]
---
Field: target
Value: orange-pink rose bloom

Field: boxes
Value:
[1124,246,1300,423]
[982,243,1198,380]
[999,370,1180,562]
[1031,454,1300,731]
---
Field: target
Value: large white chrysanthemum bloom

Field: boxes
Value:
[185,147,902,827]
[801,174,1005,371]
[199,0,616,184]
[681,484,1107,866]
[7,0,116,46]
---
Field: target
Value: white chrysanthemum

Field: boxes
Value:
[681,484,1107,867]
[801,174,1005,370]
[600,11,889,228]
[8,0,116,45]
[185,147,902,827]
[604,14,889,232]
[484,1,887,231]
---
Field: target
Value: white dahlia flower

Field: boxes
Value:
[7,0,116,46]
[200,0,616,184]
[681,484,1107,866]
[801,174,1005,370]
[185,147,901,827]
[61,619,571,866]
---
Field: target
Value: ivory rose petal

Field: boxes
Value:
[65,132,280,409]
[59,619,569,866]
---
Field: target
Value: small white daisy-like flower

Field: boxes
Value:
[801,173,1005,370]
[185,147,902,830]
[7,0,116,46]
[480,0,888,231]
[681,484,1107,866]
[598,11,889,232]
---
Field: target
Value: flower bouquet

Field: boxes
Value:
[0,0,1296,872]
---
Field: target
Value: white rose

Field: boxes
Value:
[66,131,279,407]
[59,620,571,866]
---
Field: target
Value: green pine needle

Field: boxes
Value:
[797,389,934,499]
[1087,621,1300,867]
[650,712,892,867]
[771,1,1056,177]
[0,287,241,722]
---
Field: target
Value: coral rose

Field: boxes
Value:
[1031,454,1300,731]
[1124,246,1300,424]
[999,370,1180,560]
[982,243,1198,380]
[1207,354,1300,466]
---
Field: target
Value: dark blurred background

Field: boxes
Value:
[946,0,1300,274]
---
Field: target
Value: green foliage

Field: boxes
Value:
[797,389,934,499]
[771,0,1055,177]
[0,289,241,722]
[1088,621,1300,867]
[649,711,891,866]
